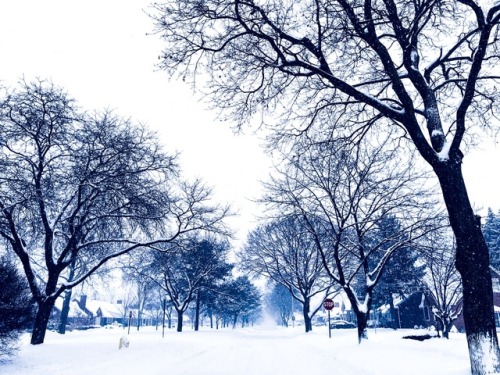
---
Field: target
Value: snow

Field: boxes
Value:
[437,140,452,161]
[1,325,472,374]
[410,50,419,70]
[431,129,444,137]
[469,333,500,374]
[418,293,426,309]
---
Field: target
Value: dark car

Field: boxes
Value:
[329,320,356,329]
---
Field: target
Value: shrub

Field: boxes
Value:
[0,258,35,360]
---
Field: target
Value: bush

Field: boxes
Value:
[402,334,437,341]
[0,258,35,360]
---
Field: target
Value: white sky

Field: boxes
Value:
[0,0,272,246]
[0,0,499,245]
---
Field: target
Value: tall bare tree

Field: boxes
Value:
[0,80,231,344]
[239,215,336,332]
[151,1,500,371]
[421,231,463,339]
[262,137,437,342]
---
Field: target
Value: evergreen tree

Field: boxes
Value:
[483,208,500,270]
[213,276,261,328]
[0,258,35,360]
[371,216,425,328]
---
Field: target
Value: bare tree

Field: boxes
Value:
[421,231,463,339]
[151,1,500,371]
[239,215,336,332]
[262,138,437,342]
[124,270,156,331]
[147,236,232,332]
[0,80,231,344]
[266,283,294,327]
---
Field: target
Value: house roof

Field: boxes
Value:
[85,300,123,319]
[54,298,89,318]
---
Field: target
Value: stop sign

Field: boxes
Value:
[323,298,334,311]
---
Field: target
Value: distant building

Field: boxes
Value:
[50,295,125,328]
[373,291,436,329]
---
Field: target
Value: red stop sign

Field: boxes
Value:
[323,298,334,310]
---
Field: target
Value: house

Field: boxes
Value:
[81,296,124,326]
[375,291,436,329]
[50,296,94,329]
[50,295,125,329]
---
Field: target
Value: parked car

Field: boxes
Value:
[329,320,356,329]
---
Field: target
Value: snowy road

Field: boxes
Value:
[1,325,470,375]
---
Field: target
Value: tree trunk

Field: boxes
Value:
[435,163,500,374]
[57,289,72,334]
[443,320,453,340]
[388,298,398,330]
[194,292,201,331]
[137,310,142,331]
[281,312,288,327]
[176,310,183,332]
[354,310,369,343]
[302,298,312,333]
[344,287,370,343]
[31,299,55,345]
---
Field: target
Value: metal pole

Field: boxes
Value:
[162,298,166,338]
[328,310,331,339]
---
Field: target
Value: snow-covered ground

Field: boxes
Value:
[1,324,471,375]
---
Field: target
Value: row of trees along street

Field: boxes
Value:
[239,134,445,341]
[0,80,234,345]
[150,0,500,373]
[121,236,261,332]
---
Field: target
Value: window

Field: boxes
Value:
[423,306,430,321]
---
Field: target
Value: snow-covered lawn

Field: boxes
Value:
[1,324,470,375]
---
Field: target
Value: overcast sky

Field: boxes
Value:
[0,0,273,246]
[0,0,499,247]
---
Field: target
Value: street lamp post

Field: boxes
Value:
[395,306,402,329]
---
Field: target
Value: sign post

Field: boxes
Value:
[128,310,132,335]
[162,298,166,338]
[323,298,334,339]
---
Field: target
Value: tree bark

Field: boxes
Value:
[194,292,201,331]
[345,287,370,343]
[443,319,453,340]
[176,310,183,332]
[302,298,312,333]
[31,299,55,345]
[57,260,76,335]
[434,162,500,374]
[388,298,398,330]
[57,289,72,334]
[355,311,369,343]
